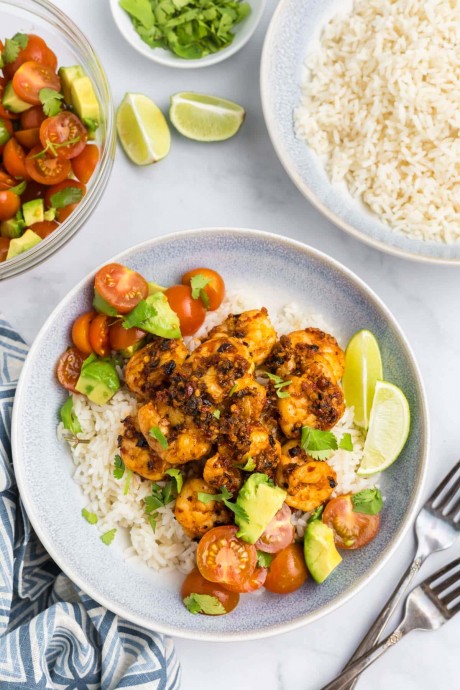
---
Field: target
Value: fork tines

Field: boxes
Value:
[423,557,460,617]
[427,459,460,520]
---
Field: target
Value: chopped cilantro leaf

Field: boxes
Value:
[198,486,249,523]
[190,273,211,299]
[9,181,27,196]
[81,508,97,525]
[307,505,324,524]
[339,433,354,451]
[3,33,28,64]
[165,468,183,494]
[123,469,132,495]
[148,514,158,532]
[113,454,125,480]
[183,593,226,615]
[228,383,237,396]
[50,185,83,209]
[200,289,210,310]
[60,397,82,435]
[238,456,256,472]
[39,88,63,117]
[300,426,338,460]
[100,528,116,545]
[149,426,168,449]
[256,551,273,568]
[352,488,383,515]
[212,409,221,419]
[264,371,291,399]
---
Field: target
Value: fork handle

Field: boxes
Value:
[319,628,406,690]
[339,554,424,690]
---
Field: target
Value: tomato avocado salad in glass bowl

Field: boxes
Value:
[0,0,115,280]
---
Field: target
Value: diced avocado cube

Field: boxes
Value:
[235,473,286,543]
[304,520,342,584]
[0,217,25,239]
[75,354,120,405]
[71,76,100,122]
[44,208,56,221]
[2,81,32,114]
[58,65,86,104]
[23,199,44,226]
[6,229,42,260]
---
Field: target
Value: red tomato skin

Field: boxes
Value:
[39,112,87,160]
[0,190,20,220]
[2,138,31,179]
[15,128,41,150]
[109,321,145,351]
[94,263,149,314]
[0,237,10,262]
[71,144,99,183]
[255,503,295,554]
[29,220,59,239]
[56,346,85,393]
[71,311,95,355]
[196,525,258,587]
[181,567,239,615]
[181,267,225,311]
[222,567,268,593]
[44,179,86,209]
[12,61,61,106]
[88,314,111,357]
[322,495,380,550]
[0,169,15,190]
[25,146,71,185]
[165,284,206,336]
[264,543,308,595]
[2,34,58,80]
[20,105,47,129]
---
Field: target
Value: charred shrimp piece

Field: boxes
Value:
[223,375,267,421]
[203,453,243,494]
[174,478,232,539]
[125,337,188,398]
[267,328,345,383]
[218,418,281,478]
[118,415,168,481]
[277,440,337,512]
[137,400,213,466]
[208,308,277,365]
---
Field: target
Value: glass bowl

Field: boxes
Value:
[0,0,115,280]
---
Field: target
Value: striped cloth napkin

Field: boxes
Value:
[0,317,181,689]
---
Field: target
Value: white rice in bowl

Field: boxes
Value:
[58,291,377,574]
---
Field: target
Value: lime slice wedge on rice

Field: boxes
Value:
[358,380,410,476]
[116,93,171,165]
[343,329,383,429]
[169,92,245,142]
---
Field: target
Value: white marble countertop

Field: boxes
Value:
[1,1,459,688]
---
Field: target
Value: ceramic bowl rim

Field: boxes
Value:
[12,227,430,641]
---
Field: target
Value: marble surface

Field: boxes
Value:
[1,1,459,688]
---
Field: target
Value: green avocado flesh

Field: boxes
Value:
[235,473,286,544]
[75,354,120,405]
[304,520,342,584]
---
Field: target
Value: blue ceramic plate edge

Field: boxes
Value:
[12,227,430,641]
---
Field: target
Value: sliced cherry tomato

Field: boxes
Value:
[94,263,149,315]
[0,190,20,220]
[0,82,19,121]
[88,313,111,357]
[181,567,239,615]
[55,204,76,223]
[44,179,86,209]
[0,118,13,154]
[71,143,99,184]
[15,128,40,149]
[39,112,87,160]
[0,169,15,190]
[13,60,60,106]
[20,105,47,129]
[264,544,308,594]
[255,503,295,554]
[165,284,206,336]
[322,495,380,550]
[21,179,46,202]
[109,321,145,352]
[30,220,59,239]
[0,237,10,262]
[71,311,95,355]
[3,138,31,179]
[56,346,85,393]
[223,566,267,593]
[181,267,225,311]
[2,34,58,80]
[196,525,257,587]
[25,146,71,185]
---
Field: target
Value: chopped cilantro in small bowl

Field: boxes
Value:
[109,0,266,68]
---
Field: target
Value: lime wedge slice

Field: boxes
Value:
[358,380,410,476]
[116,93,171,166]
[342,329,383,429]
[169,92,245,142]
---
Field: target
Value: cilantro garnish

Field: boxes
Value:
[144,476,179,530]
[264,372,292,399]
[307,505,324,524]
[149,426,168,449]
[165,468,183,493]
[82,117,99,133]
[189,274,210,308]
[237,456,256,472]
[3,33,28,64]
[197,486,249,523]
[352,488,383,515]
[100,528,116,545]
[60,397,82,435]
[256,551,273,568]
[50,185,83,209]
[339,433,354,451]
[81,508,97,525]
[183,593,226,615]
[39,88,63,117]
[300,426,338,460]
[123,469,132,495]
[113,454,125,480]
[212,409,221,419]
[228,383,237,397]
[9,181,27,196]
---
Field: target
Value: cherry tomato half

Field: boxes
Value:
[0,169,15,190]
[2,34,58,80]
[109,320,145,352]
[71,311,95,355]
[44,179,86,209]
[12,60,60,106]
[94,263,149,315]
[255,503,295,554]
[322,495,380,550]
[0,237,10,262]
[196,525,257,588]
[181,567,239,615]
[71,144,99,184]
[264,543,308,594]
[20,105,47,129]
[3,138,31,179]
[56,346,85,393]
[89,313,111,357]
[39,112,87,160]
[223,566,267,593]
[0,190,20,220]
[15,128,41,150]
[165,284,206,336]
[30,220,59,239]
[181,267,225,311]
[25,146,71,185]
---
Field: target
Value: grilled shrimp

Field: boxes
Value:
[118,415,168,481]
[224,375,267,420]
[209,308,277,365]
[276,440,337,511]
[174,478,232,539]
[203,453,243,494]
[277,369,345,437]
[137,400,213,465]
[219,419,281,478]
[268,328,345,383]
[125,337,188,398]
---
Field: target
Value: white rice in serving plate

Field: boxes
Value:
[58,289,377,574]
[294,0,460,244]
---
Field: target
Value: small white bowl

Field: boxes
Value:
[109,0,266,68]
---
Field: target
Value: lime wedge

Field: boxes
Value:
[342,330,383,429]
[169,92,245,142]
[358,380,410,476]
[116,93,171,166]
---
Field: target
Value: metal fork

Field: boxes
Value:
[320,556,460,690]
[341,459,460,690]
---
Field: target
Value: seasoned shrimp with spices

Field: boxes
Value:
[125,337,188,398]
[277,441,337,511]
[203,453,243,494]
[118,415,168,481]
[174,478,232,539]
[209,308,277,365]
[268,328,345,383]
[219,418,281,478]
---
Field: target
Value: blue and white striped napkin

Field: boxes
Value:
[0,317,181,689]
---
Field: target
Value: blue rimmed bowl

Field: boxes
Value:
[12,228,429,640]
